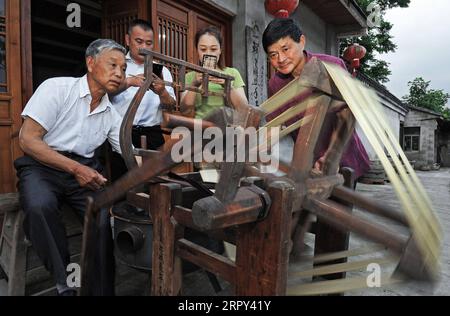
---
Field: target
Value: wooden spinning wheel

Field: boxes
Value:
[79,50,441,296]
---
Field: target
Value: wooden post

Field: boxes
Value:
[0,193,26,296]
[313,167,355,285]
[0,193,20,235]
[150,183,183,296]
[235,180,294,296]
[6,210,27,296]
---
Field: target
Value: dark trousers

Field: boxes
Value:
[132,125,165,151]
[110,125,165,182]
[14,155,115,295]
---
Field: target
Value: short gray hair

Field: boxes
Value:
[85,39,126,58]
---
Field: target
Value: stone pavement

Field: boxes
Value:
[1,169,449,296]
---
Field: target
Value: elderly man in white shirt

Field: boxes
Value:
[110,19,176,181]
[15,39,126,296]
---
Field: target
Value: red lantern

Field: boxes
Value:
[343,43,367,76]
[265,0,299,18]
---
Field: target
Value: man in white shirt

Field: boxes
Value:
[111,19,176,180]
[15,39,126,296]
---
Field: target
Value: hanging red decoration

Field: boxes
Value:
[265,0,299,18]
[343,43,367,76]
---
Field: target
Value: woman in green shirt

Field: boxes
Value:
[181,26,249,119]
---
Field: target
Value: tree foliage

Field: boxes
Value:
[340,0,410,83]
[403,77,450,119]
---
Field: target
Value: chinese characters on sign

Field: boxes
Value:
[246,23,267,107]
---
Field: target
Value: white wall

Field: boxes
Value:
[356,95,406,161]
[294,5,327,54]
[208,0,238,15]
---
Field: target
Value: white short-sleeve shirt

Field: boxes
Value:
[111,52,176,126]
[21,75,122,158]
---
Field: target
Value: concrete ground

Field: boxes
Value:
[1,169,449,296]
[288,168,450,296]
[347,168,450,296]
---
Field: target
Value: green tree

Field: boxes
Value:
[444,108,450,120]
[340,0,410,83]
[403,77,450,119]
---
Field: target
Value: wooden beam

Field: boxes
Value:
[126,191,150,213]
[0,193,20,215]
[32,17,100,39]
[338,0,368,28]
[176,238,236,284]
[306,198,407,253]
[150,183,183,296]
[66,0,101,10]
[21,0,34,105]
[33,53,81,66]
[42,0,102,18]
[235,181,294,296]
[33,36,86,53]
[172,206,237,244]
[0,120,13,126]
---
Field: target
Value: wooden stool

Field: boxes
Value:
[0,193,83,296]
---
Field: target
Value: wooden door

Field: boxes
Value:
[102,0,149,46]
[152,0,232,66]
[0,0,24,194]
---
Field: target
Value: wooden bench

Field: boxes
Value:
[0,193,83,296]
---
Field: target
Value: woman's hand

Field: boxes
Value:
[191,72,204,87]
[191,73,225,87]
[208,76,225,86]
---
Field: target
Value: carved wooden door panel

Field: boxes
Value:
[102,0,149,46]
[0,0,23,193]
[153,0,231,66]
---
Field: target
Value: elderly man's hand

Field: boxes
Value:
[73,164,107,191]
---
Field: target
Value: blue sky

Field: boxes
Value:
[380,0,450,107]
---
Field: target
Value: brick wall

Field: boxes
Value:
[404,110,439,164]
[439,132,450,167]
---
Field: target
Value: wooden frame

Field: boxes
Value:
[20,0,33,106]
[0,0,23,193]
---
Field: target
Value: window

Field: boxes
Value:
[404,127,420,152]
[158,16,188,61]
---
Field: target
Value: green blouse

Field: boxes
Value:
[185,67,245,119]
